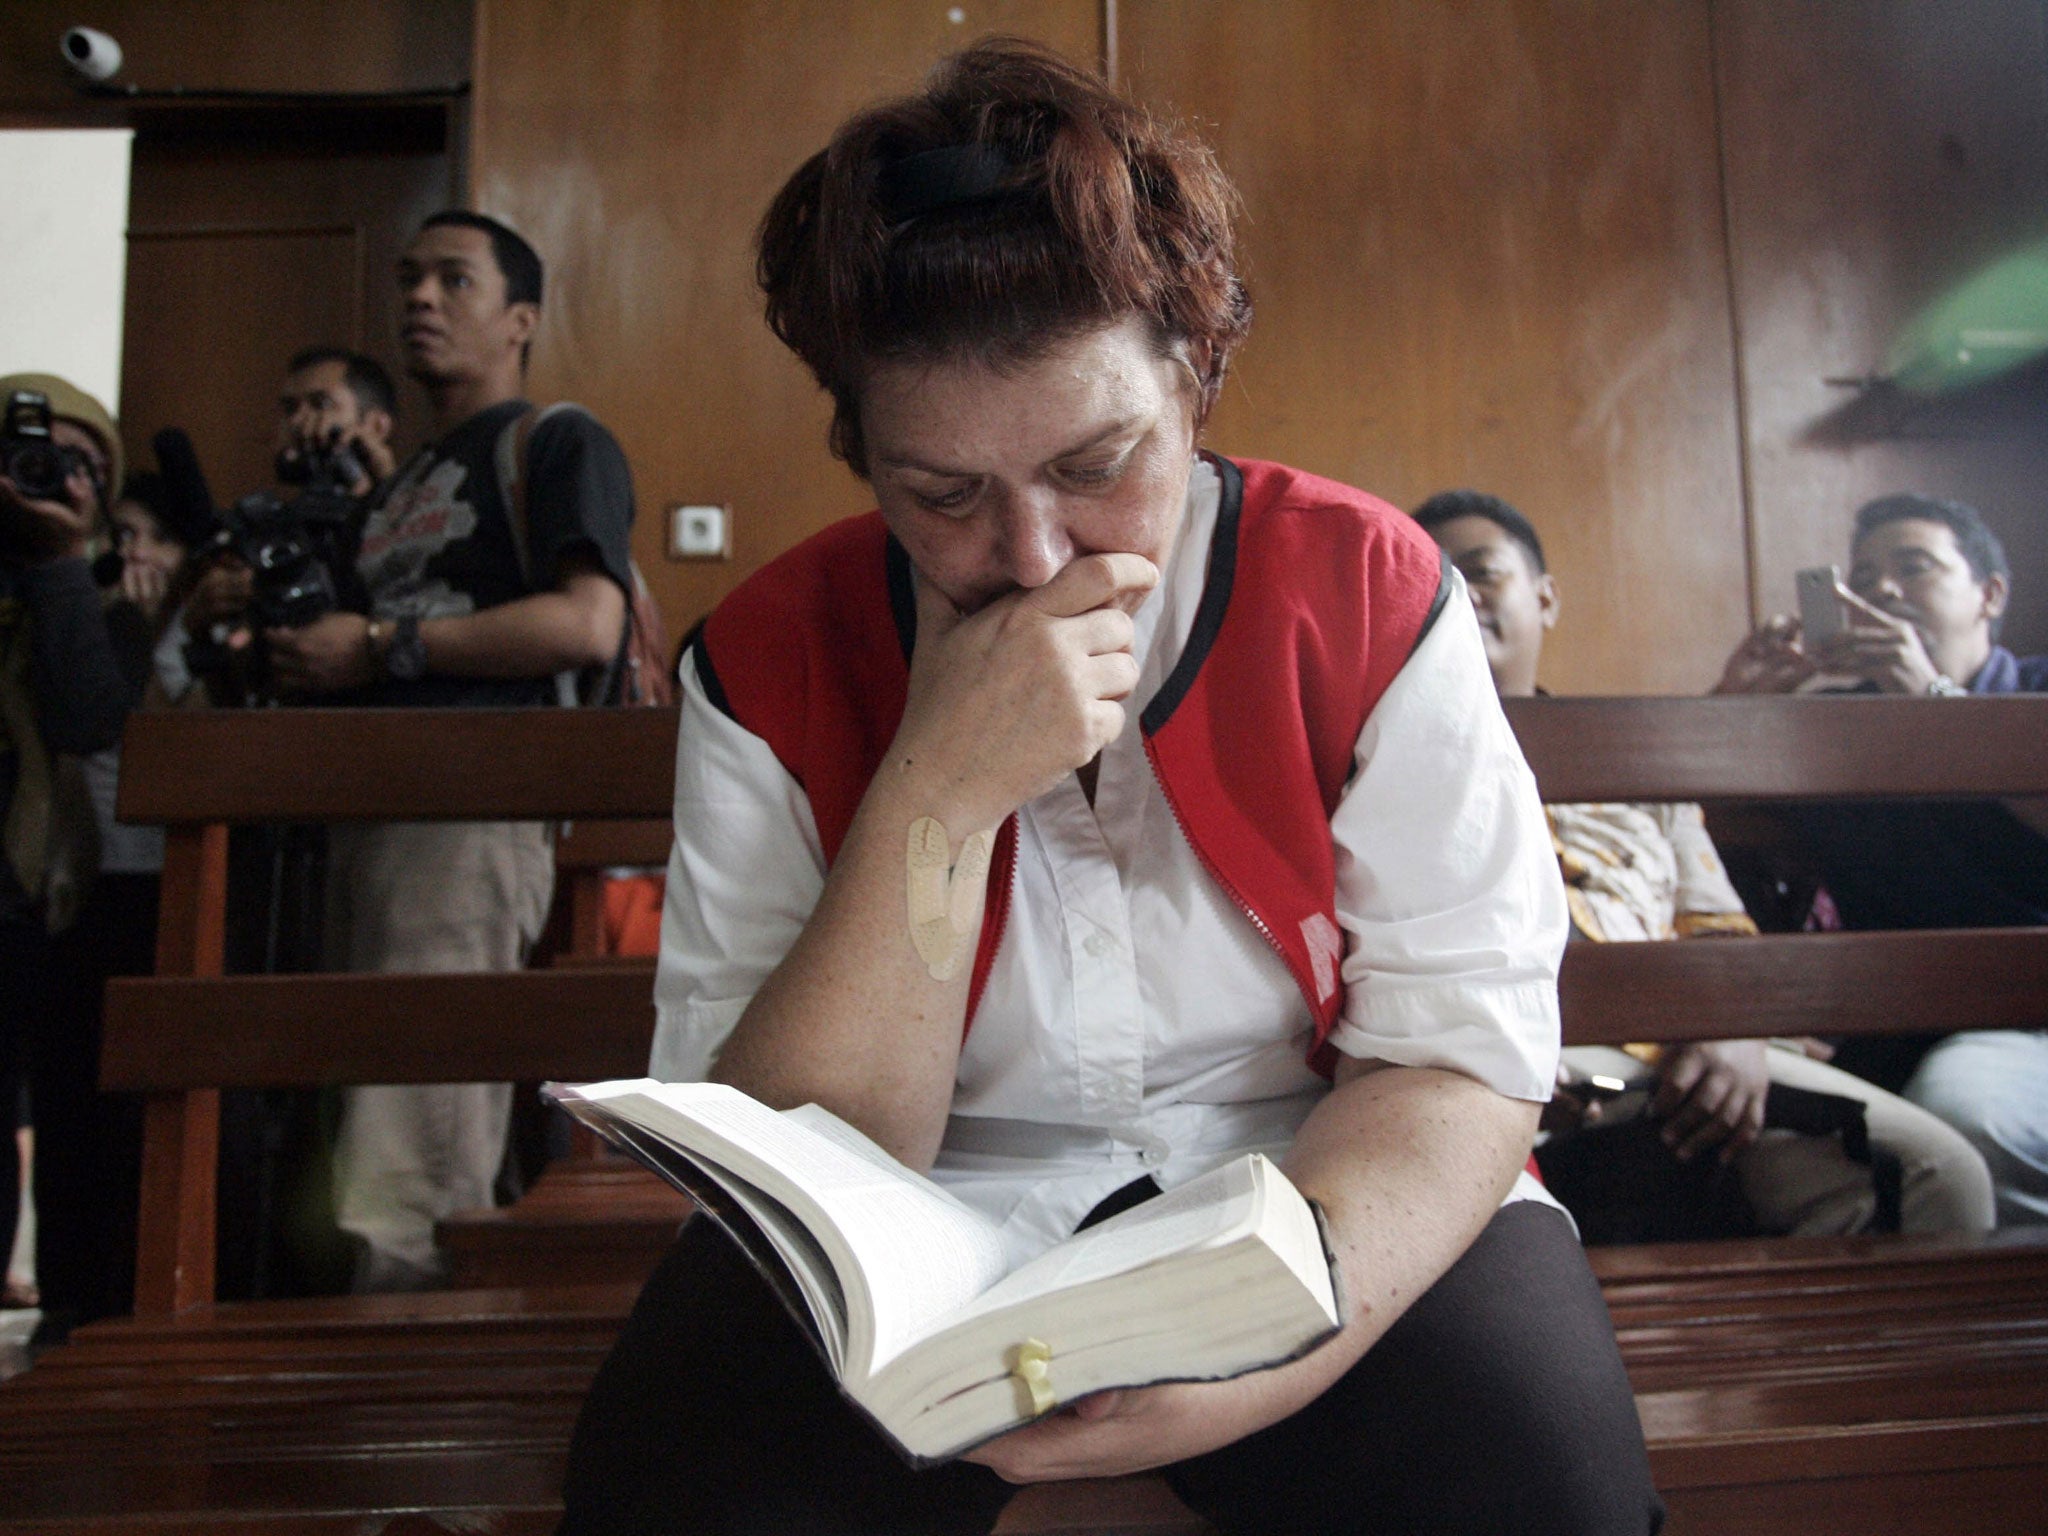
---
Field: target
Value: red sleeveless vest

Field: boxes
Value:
[695,456,1450,1073]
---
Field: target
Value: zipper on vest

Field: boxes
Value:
[1140,737,1300,1001]
[962,816,1020,1037]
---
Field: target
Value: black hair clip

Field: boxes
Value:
[878,145,1015,224]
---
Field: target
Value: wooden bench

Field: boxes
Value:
[0,709,677,1530]
[1,698,2044,1532]
[438,814,691,1292]
[1513,695,2048,1532]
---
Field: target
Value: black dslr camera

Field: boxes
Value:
[2,389,75,504]
[204,428,367,630]
[274,431,367,500]
[2,390,106,562]
[210,488,357,630]
[185,441,366,702]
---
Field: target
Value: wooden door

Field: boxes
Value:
[118,101,458,511]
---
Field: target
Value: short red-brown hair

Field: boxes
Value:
[758,37,1252,476]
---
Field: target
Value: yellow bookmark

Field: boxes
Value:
[1008,1337,1055,1415]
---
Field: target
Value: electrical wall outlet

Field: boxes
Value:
[668,503,730,560]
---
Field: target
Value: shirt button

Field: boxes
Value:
[1084,932,1115,959]
[1141,1144,1167,1167]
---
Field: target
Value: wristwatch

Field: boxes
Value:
[1926,674,1967,697]
[384,613,428,681]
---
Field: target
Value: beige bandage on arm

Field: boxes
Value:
[907,817,994,981]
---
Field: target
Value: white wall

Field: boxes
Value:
[0,128,133,415]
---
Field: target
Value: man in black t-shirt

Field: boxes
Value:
[267,212,635,1291]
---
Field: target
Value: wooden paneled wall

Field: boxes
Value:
[1115,2,1749,693]
[1715,0,2048,667]
[468,0,1103,641]
[473,0,2048,693]
[7,2,2042,691]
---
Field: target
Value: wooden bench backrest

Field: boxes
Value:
[108,697,2048,1312]
[1502,694,2048,801]
[116,697,2048,827]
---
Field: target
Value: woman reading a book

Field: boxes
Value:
[560,38,1661,1536]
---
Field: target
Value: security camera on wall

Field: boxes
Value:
[61,27,123,84]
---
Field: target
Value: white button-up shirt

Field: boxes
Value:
[653,460,1567,1264]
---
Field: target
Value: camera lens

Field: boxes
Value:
[251,532,310,575]
[3,440,68,502]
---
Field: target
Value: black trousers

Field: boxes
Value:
[559,1195,1662,1535]
[34,873,153,1324]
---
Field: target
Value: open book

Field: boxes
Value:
[544,1079,1343,1464]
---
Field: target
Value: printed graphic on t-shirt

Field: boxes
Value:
[357,457,481,621]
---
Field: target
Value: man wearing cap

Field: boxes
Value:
[0,371,135,1308]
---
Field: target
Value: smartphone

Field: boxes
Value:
[1556,1069,1631,1109]
[1554,1066,1650,1127]
[1795,565,1845,645]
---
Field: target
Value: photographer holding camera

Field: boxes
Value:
[275,347,397,503]
[175,349,397,705]
[31,469,214,1335]
[264,212,635,1292]
[0,371,136,1313]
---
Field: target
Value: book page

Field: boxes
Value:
[952,1155,1260,1324]
[598,1116,851,1374]
[566,1082,1011,1378]
[860,1156,1341,1461]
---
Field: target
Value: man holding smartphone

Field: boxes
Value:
[1714,494,2048,1229]
[1717,494,2026,698]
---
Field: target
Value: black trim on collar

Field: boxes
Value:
[885,534,917,665]
[1141,452,1243,737]
[1409,547,1456,660]
[688,623,735,722]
